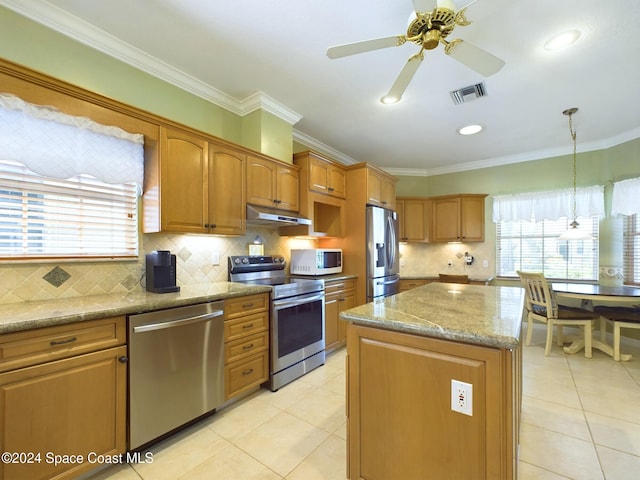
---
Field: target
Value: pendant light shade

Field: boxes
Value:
[560,108,593,241]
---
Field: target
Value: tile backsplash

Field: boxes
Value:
[0,228,315,304]
[399,242,495,278]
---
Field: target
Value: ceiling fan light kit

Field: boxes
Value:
[327,0,504,103]
[544,30,581,51]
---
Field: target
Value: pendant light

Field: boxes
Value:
[558,107,593,240]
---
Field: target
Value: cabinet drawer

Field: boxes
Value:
[225,351,268,399]
[324,278,356,295]
[225,293,269,319]
[399,279,428,291]
[225,331,268,364]
[0,316,126,373]
[224,311,269,341]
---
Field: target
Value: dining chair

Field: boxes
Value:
[439,274,470,284]
[593,306,640,361]
[516,271,601,357]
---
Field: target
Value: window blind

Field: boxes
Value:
[0,161,138,259]
[623,214,640,285]
[496,216,599,280]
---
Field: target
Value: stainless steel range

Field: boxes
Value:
[228,255,325,391]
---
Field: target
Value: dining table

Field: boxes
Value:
[553,282,640,361]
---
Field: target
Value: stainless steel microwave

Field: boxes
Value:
[290,249,342,275]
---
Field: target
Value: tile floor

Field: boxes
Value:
[90,323,640,480]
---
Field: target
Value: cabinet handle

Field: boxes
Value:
[242,323,255,329]
[242,303,254,308]
[242,368,254,376]
[243,343,254,350]
[328,187,334,192]
[211,224,216,228]
[204,223,209,228]
[273,199,281,204]
[118,356,129,363]
[338,298,346,302]
[50,336,77,346]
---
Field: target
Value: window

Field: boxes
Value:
[623,214,640,285]
[0,161,138,259]
[497,216,599,280]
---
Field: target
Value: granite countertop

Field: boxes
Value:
[0,283,272,335]
[400,275,495,283]
[340,282,524,349]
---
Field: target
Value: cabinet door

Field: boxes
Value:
[208,144,246,235]
[0,346,127,480]
[403,199,428,242]
[246,155,277,207]
[366,169,385,207]
[432,196,461,242]
[324,292,340,352]
[382,177,396,210]
[276,164,300,212]
[460,195,485,242]
[337,290,355,345]
[309,156,331,195]
[328,165,347,198]
[160,127,208,233]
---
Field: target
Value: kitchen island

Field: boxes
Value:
[340,282,524,480]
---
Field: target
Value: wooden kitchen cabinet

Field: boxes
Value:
[148,127,246,235]
[324,278,357,352]
[223,293,270,400]
[0,317,127,480]
[431,194,487,242]
[294,150,346,199]
[346,323,520,479]
[246,155,300,212]
[399,278,429,291]
[397,197,431,243]
[366,166,396,209]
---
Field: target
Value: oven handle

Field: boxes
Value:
[132,310,223,333]
[272,293,325,309]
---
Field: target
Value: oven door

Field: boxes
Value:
[271,291,325,375]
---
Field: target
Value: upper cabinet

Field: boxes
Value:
[246,155,300,212]
[143,126,246,235]
[296,151,346,199]
[431,194,487,242]
[367,167,397,209]
[397,197,431,243]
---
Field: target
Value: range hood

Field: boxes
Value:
[246,204,312,226]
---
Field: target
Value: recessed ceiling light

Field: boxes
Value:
[458,124,483,135]
[380,95,400,105]
[544,30,581,50]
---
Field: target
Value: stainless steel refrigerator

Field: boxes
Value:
[366,205,400,301]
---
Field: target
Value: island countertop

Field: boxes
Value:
[340,282,524,349]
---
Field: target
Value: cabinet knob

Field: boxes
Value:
[118,356,129,363]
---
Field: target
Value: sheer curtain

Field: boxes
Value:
[611,177,640,216]
[492,185,605,222]
[0,93,144,186]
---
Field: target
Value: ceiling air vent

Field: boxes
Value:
[449,82,487,105]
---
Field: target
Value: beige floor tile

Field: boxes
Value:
[596,445,640,480]
[577,383,640,424]
[85,463,141,480]
[586,411,640,456]
[521,396,591,441]
[177,443,281,480]
[523,374,583,410]
[517,461,570,479]
[519,423,604,480]
[234,411,330,477]
[286,385,345,433]
[298,360,343,387]
[259,377,320,411]
[131,423,230,480]
[208,392,282,443]
[286,434,346,480]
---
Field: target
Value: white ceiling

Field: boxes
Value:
[5,0,640,175]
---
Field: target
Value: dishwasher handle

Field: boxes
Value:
[132,310,223,333]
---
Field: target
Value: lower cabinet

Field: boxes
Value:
[0,317,127,480]
[223,293,270,400]
[324,278,357,352]
[399,279,429,292]
[346,323,520,480]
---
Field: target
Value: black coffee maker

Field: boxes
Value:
[145,250,180,293]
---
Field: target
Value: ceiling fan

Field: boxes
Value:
[326,0,505,103]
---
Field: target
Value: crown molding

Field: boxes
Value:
[0,0,302,124]
[292,129,359,165]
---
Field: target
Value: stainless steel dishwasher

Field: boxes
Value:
[128,301,224,450]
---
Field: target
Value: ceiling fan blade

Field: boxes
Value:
[384,53,424,102]
[413,0,437,13]
[445,40,505,77]
[327,35,405,59]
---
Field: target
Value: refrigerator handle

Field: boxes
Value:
[387,216,397,268]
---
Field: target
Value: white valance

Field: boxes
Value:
[492,185,605,223]
[611,177,640,216]
[0,93,144,186]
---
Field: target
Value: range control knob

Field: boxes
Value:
[233,258,241,264]
[241,257,249,264]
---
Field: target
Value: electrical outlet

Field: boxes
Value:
[451,379,473,416]
[211,251,220,265]
[447,260,453,267]
[482,260,489,268]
